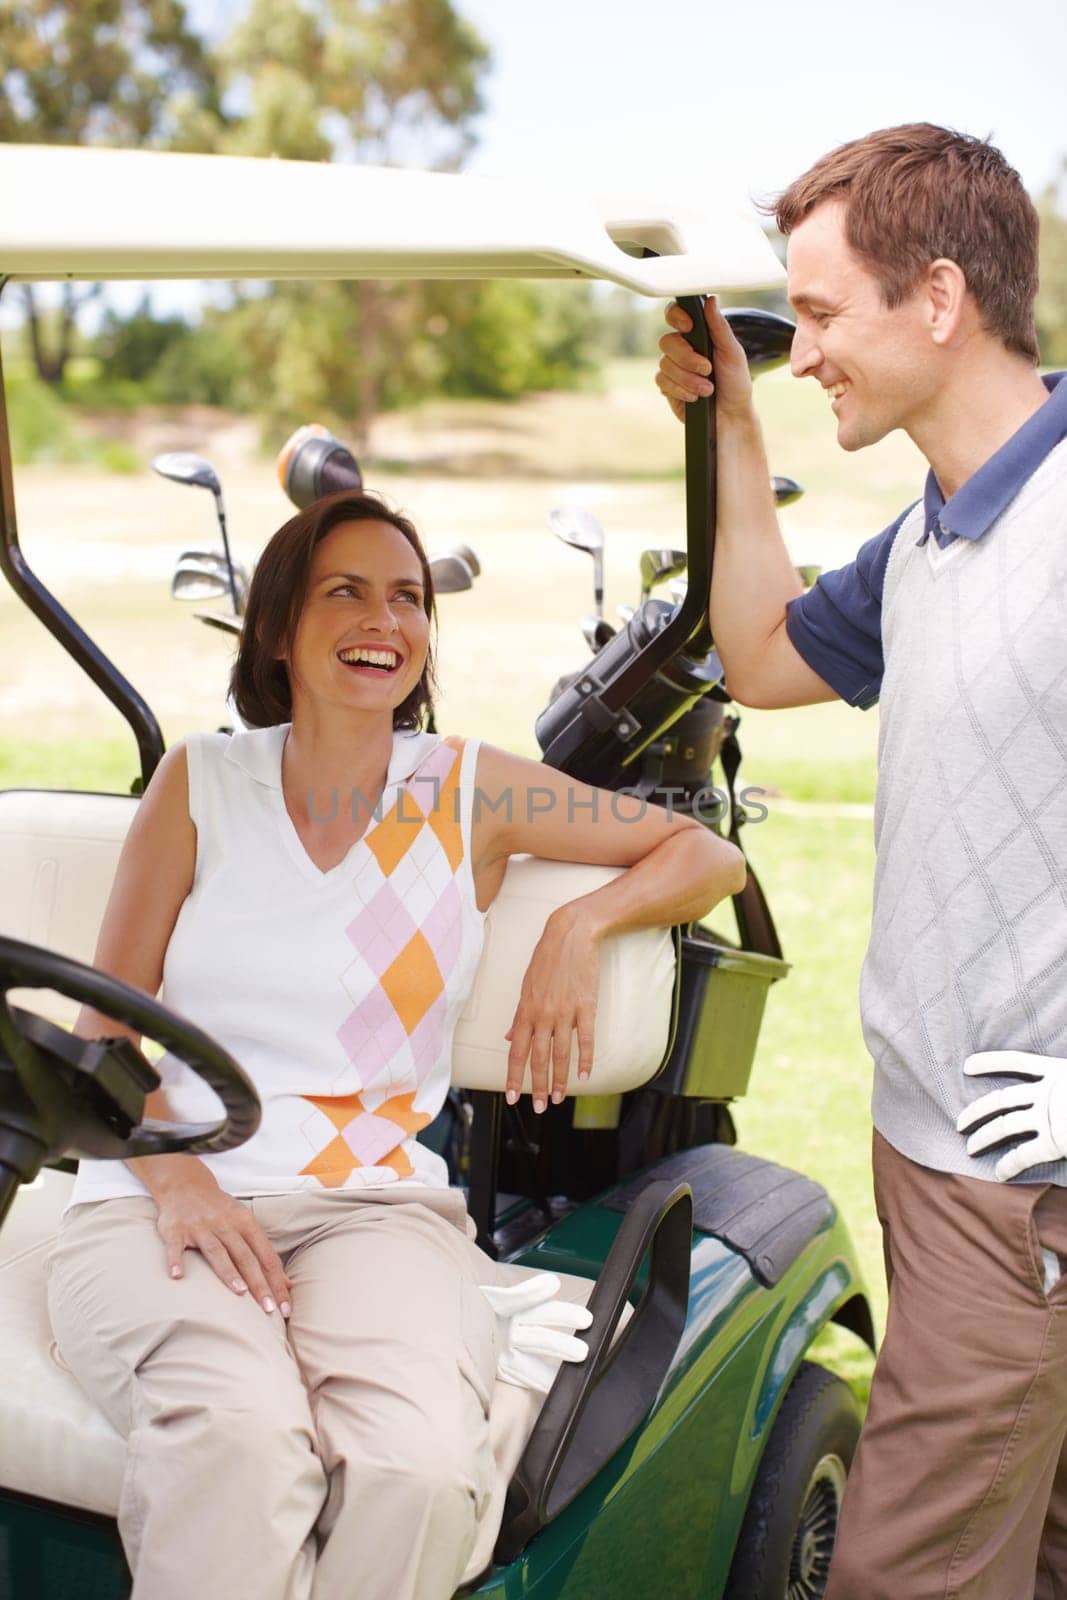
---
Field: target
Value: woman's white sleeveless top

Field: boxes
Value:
[69,724,487,1205]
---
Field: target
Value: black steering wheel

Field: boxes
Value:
[0,935,261,1222]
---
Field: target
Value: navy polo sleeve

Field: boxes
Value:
[784,505,915,710]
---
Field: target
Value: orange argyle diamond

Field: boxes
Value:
[380,929,443,1034]
[374,1091,432,1136]
[365,794,416,879]
[301,1133,358,1188]
[298,1089,432,1187]
[427,755,464,873]
[377,1145,415,1179]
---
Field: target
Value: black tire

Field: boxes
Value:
[723,1360,861,1600]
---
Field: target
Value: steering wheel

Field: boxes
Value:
[0,935,261,1217]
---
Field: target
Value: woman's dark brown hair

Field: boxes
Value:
[229,491,438,730]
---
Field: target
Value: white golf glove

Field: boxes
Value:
[479,1272,593,1395]
[957,1051,1067,1182]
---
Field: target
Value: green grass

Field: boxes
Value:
[5,365,144,472]
[730,698,880,805]
[0,737,144,793]
[737,808,880,1400]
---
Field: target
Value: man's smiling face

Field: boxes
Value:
[787,200,941,452]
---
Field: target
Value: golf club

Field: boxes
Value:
[773,475,805,507]
[276,424,363,508]
[548,506,605,619]
[429,553,474,594]
[639,548,688,604]
[152,451,242,615]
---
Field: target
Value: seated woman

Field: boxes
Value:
[45,491,744,1600]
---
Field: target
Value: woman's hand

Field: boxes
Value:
[505,906,600,1112]
[153,1165,292,1318]
[655,295,754,422]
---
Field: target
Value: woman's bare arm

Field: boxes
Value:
[74,743,196,1050]
[73,743,290,1316]
[471,743,746,1108]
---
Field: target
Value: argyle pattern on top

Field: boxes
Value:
[298,737,468,1186]
[862,442,1067,1183]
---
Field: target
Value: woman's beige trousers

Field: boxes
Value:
[46,1187,500,1600]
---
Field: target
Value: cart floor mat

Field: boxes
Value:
[603,1144,833,1287]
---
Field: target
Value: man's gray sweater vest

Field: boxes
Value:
[864,436,1067,1182]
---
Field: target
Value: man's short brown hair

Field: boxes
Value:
[770,123,1040,363]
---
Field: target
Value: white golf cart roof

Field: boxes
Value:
[0,143,785,297]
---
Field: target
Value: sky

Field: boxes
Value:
[453,0,1066,205]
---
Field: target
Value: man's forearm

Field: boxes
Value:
[710,406,804,698]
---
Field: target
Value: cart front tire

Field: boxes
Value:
[723,1359,861,1600]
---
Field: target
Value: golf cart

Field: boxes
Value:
[0,145,874,1599]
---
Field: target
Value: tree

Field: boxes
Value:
[0,0,224,383]
[432,281,602,401]
[186,0,491,438]
[215,0,487,169]
[93,295,193,384]
[1036,160,1067,367]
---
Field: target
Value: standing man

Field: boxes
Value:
[657,123,1067,1599]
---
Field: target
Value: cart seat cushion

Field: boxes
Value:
[0,1168,611,1586]
[0,787,676,1095]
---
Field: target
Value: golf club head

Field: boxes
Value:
[548,505,605,555]
[616,603,636,624]
[171,552,232,603]
[171,551,249,608]
[429,553,474,594]
[449,542,481,578]
[580,613,615,652]
[276,424,363,509]
[152,452,222,496]
[773,475,805,507]
[723,309,795,376]
[639,547,688,603]
[549,506,606,618]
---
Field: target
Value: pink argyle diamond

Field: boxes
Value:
[337,985,408,1070]
[420,877,463,980]
[345,1112,405,1165]
[408,991,449,1085]
[345,881,418,974]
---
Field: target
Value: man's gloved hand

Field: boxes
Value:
[480,1272,593,1395]
[957,1051,1067,1181]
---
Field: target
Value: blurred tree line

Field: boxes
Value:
[1036,160,1067,366]
[0,0,614,440]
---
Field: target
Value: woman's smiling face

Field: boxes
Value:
[283,518,432,718]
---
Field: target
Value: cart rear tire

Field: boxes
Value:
[723,1359,860,1600]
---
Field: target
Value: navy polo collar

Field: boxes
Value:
[917,371,1067,547]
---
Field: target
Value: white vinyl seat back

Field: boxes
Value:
[0,787,677,1093]
[0,790,139,1027]
[453,854,675,1094]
